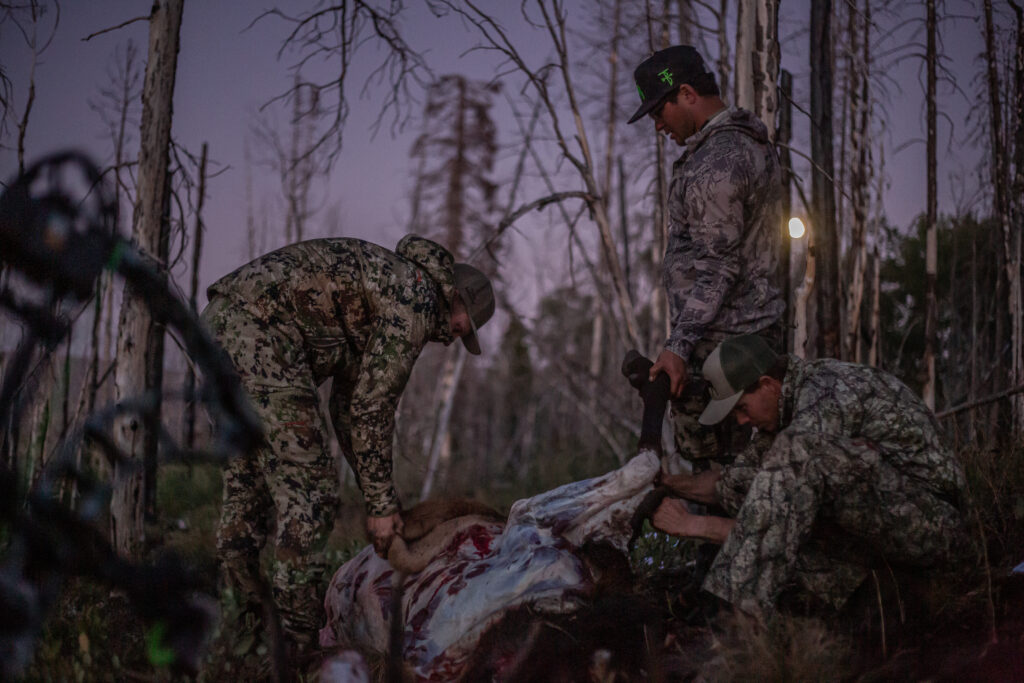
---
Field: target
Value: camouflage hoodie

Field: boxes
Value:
[207,235,456,516]
[665,107,785,362]
[716,355,968,516]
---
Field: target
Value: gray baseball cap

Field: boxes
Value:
[453,263,495,355]
[699,335,778,425]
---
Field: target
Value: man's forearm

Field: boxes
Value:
[662,468,722,504]
[692,514,735,544]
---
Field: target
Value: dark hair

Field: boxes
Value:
[743,354,788,393]
[666,71,720,100]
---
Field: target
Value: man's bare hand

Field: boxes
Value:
[651,498,695,537]
[651,497,734,543]
[649,349,688,398]
[367,512,404,557]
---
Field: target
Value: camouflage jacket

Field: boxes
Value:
[207,235,457,516]
[716,356,968,515]
[665,107,785,362]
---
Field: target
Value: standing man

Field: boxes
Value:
[201,234,494,658]
[652,335,970,616]
[627,45,785,463]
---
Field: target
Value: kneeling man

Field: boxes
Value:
[652,334,970,616]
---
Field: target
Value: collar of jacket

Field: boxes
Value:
[778,354,807,431]
[675,106,771,166]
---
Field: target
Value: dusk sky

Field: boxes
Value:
[1,1,993,341]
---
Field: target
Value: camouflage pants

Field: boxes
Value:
[202,296,340,647]
[670,324,783,463]
[702,430,969,615]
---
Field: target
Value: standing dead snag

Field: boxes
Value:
[111,0,183,557]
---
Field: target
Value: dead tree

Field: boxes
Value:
[439,0,643,351]
[733,0,779,137]
[88,40,142,419]
[810,0,840,359]
[1010,0,1024,438]
[983,0,1020,435]
[923,0,937,408]
[111,0,183,557]
[252,77,325,245]
[257,2,432,168]
[2,0,60,173]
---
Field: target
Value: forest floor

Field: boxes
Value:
[18,463,1024,682]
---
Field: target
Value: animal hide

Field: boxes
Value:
[319,450,661,681]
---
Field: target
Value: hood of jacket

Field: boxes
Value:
[395,234,458,307]
[682,106,771,156]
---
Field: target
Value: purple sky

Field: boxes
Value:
[1,1,992,331]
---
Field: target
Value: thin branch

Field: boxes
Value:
[81,14,149,42]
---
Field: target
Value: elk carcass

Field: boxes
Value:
[319,353,671,681]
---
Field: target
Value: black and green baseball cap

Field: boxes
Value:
[627,45,712,124]
[698,335,778,425]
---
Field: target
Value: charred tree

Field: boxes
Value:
[111,0,183,557]
[810,0,840,359]
[923,0,938,408]
[733,0,780,137]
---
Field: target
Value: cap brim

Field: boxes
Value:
[698,391,743,426]
[459,294,482,355]
[627,100,655,124]
[627,88,677,124]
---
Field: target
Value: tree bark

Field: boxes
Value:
[111,0,183,557]
[185,143,208,451]
[1008,0,1024,438]
[923,0,938,409]
[420,345,467,500]
[810,0,839,359]
[843,0,872,363]
[777,69,793,352]
[733,0,780,138]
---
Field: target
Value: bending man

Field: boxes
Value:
[652,334,970,616]
[201,234,494,655]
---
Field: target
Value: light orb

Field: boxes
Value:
[788,217,806,239]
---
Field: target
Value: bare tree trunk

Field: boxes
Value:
[185,143,208,451]
[923,0,938,409]
[983,0,1013,435]
[646,1,671,352]
[111,0,184,557]
[717,0,732,101]
[733,0,779,137]
[845,0,872,363]
[811,0,839,359]
[778,69,793,353]
[1008,0,1024,438]
[794,230,816,359]
[677,0,693,44]
[420,345,467,500]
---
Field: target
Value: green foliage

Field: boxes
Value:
[877,213,1003,406]
[25,581,147,682]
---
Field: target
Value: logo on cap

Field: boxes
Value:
[658,68,674,85]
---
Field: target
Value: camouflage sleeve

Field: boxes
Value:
[715,430,774,516]
[347,304,430,518]
[666,140,754,360]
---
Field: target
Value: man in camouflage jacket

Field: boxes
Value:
[628,45,785,462]
[201,234,494,652]
[651,335,970,615]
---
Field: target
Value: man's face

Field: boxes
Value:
[731,377,782,432]
[649,86,698,146]
[446,295,472,344]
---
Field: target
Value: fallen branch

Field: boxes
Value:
[936,382,1024,419]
